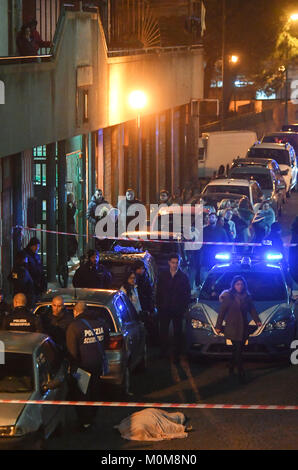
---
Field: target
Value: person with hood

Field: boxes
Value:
[73,249,112,289]
[2,293,38,332]
[24,237,46,299]
[8,250,35,308]
[215,276,261,384]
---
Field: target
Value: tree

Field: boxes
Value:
[202,0,297,111]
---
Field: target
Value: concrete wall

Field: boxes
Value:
[0,10,204,158]
[0,0,9,56]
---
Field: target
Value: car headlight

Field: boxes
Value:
[0,425,24,437]
[265,317,289,331]
[191,319,212,331]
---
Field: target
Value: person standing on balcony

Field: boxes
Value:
[16,24,37,56]
[28,19,52,54]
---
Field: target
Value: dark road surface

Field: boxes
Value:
[45,193,298,451]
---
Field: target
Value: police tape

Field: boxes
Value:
[12,226,298,247]
[0,399,298,410]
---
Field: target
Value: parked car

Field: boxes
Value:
[186,253,296,359]
[113,230,188,273]
[0,332,68,449]
[201,178,264,213]
[229,158,287,216]
[34,288,147,395]
[251,141,298,194]
[281,124,298,132]
[262,131,298,161]
[200,192,252,213]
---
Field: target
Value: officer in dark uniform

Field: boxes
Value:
[38,295,73,352]
[2,293,38,332]
[24,237,47,299]
[66,301,110,430]
[72,249,112,289]
[7,250,36,308]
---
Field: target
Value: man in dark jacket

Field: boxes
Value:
[38,296,73,352]
[156,253,191,363]
[66,301,110,430]
[134,261,154,313]
[87,189,110,227]
[2,293,38,332]
[8,250,36,308]
[72,250,112,289]
[24,237,46,299]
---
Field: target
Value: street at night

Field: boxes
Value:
[1,0,298,457]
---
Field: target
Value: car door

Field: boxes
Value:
[122,296,145,369]
[115,296,140,369]
[37,340,67,437]
[290,147,298,186]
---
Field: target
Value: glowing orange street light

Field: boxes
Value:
[128,90,148,111]
[290,13,298,21]
[230,55,239,64]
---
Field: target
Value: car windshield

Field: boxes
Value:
[0,353,34,393]
[248,147,290,166]
[100,260,136,289]
[230,171,273,190]
[205,185,250,198]
[200,271,287,302]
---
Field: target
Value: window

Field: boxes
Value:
[115,297,132,324]
[0,353,34,393]
[200,271,287,301]
[205,185,250,198]
[248,148,290,166]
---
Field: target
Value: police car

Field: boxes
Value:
[0,332,68,449]
[186,251,296,358]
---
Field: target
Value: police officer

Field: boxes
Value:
[38,296,73,352]
[24,237,46,299]
[2,293,38,332]
[7,250,35,308]
[66,301,110,430]
[72,249,112,289]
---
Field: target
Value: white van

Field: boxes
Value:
[198,130,258,178]
[247,142,297,196]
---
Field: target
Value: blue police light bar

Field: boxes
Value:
[215,253,231,261]
[265,252,283,261]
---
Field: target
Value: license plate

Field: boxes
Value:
[226,339,249,345]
